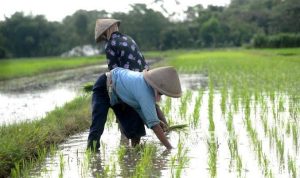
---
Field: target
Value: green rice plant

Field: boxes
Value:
[292,123,298,152]
[10,162,21,178]
[278,96,285,112]
[10,146,50,178]
[276,136,285,169]
[192,95,201,128]
[207,78,217,178]
[117,145,127,161]
[208,78,215,132]
[286,122,291,136]
[236,154,243,177]
[220,84,228,116]
[132,144,157,178]
[207,137,217,178]
[179,91,192,119]
[163,97,172,116]
[101,141,107,161]
[288,155,297,178]
[170,137,190,178]
[231,85,240,113]
[59,153,64,178]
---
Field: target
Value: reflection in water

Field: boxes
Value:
[26,87,297,178]
[0,87,76,125]
[0,73,205,125]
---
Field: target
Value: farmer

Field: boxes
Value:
[87,19,168,150]
[91,66,182,150]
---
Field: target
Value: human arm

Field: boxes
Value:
[152,124,172,149]
[137,91,172,149]
[155,104,168,132]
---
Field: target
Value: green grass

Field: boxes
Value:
[0,56,105,80]
[0,95,91,177]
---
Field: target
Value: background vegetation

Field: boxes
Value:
[0,0,299,59]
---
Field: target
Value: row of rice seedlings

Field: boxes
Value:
[132,144,157,178]
[179,90,192,118]
[102,157,117,178]
[243,93,273,177]
[207,79,217,178]
[230,85,240,114]
[94,142,118,178]
[59,152,65,178]
[220,83,228,116]
[170,136,190,178]
[10,145,55,178]
[225,110,243,177]
[268,126,285,170]
[256,90,299,175]
[256,93,287,172]
[287,155,297,178]
[163,97,172,116]
[79,148,92,178]
[192,88,204,128]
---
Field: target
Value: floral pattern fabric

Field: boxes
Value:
[105,32,149,72]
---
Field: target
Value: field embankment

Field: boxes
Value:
[0,56,104,80]
[0,96,91,177]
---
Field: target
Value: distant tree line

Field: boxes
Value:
[0,0,299,59]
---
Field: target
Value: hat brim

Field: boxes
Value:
[143,69,182,98]
[95,21,121,43]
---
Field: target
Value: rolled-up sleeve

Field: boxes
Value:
[137,92,160,128]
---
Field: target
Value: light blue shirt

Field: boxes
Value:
[110,67,160,128]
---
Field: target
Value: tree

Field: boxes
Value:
[200,17,221,47]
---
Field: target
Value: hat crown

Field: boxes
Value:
[143,66,182,98]
[95,19,120,42]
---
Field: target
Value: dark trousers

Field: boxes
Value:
[87,74,145,150]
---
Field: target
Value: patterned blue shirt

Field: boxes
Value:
[105,32,149,72]
[110,67,160,128]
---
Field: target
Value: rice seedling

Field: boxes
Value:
[170,136,189,178]
[117,145,127,161]
[163,97,172,116]
[288,155,297,178]
[59,152,64,178]
[291,123,298,153]
[179,90,192,119]
[207,78,218,178]
[132,144,157,178]
[220,84,228,116]
[192,89,204,128]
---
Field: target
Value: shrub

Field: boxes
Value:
[252,33,300,48]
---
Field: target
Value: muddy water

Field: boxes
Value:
[3,64,298,177]
[0,59,161,125]
[28,89,299,178]
[0,64,106,125]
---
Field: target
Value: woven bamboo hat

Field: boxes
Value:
[143,66,182,98]
[95,19,120,43]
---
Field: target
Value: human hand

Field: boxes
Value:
[160,120,169,132]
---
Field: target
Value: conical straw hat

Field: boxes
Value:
[143,66,182,98]
[95,19,120,43]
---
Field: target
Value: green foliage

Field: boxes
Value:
[253,33,300,48]
[0,1,299,58]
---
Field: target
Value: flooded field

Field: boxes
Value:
[1,50,299,178]
[25,83,299,178]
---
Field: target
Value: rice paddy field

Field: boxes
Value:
[1,48,300,178]
[0,56,104,80]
